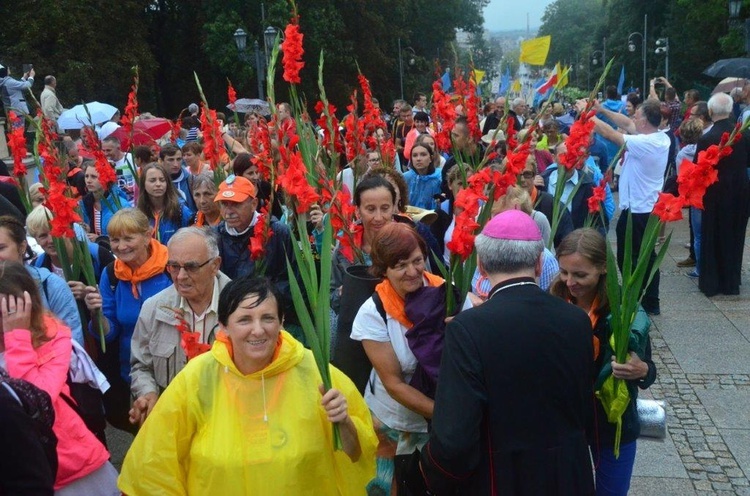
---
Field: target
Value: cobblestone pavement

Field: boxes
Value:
[621,212,750,496]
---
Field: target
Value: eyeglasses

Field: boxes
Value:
[520,171,535,179]
[166,258,214,274]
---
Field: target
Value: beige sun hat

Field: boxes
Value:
[481,129,506,145]
[405,205,438,225]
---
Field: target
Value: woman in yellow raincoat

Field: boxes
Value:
[118,277,377,495]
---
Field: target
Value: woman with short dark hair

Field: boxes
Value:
[118,276,377,494]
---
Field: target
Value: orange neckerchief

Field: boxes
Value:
[375,271,444,328]
[576,294,601,361]
[529,186,539,205]
[195,211,221,227]
[215,330,283,369]
[114,238,169,299]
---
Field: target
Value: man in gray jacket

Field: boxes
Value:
[129,227,231,425]
[0,64,34,115]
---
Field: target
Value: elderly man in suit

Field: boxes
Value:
[410,209,595,495]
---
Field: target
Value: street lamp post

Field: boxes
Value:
[627,14,648,97]
[263,26,278,63]
[397,38,417,100]
[655,37,669,81]
[234,28,266,100]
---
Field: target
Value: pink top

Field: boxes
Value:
[4,316,110,489]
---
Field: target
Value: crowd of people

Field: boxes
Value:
[0,66,748,495]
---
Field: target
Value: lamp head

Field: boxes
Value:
[234,28,247,52]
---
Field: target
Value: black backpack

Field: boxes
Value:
[0,371,58,475]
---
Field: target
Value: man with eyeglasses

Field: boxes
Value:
[129,226,231,425]
[590,97,670,315]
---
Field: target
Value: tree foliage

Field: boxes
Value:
[0,0,492,118]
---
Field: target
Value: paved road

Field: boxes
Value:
[106,210,750,494]
[616,209,750,495]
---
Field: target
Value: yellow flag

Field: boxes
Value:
[472,69,486,85]
[511,79,521,93]
[557,62,569,88]
[519,35,551,66]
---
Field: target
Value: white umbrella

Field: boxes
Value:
[227,98,270,114]
[57,102,119,130]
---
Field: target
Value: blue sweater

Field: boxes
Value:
[404,168,443,210]
[79,188,132,237]
[93,268,172,382]
[151,203,193,246]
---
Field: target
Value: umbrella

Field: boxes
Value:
[711,77,749,95]
[703,58,750,79]
[57,102,118,130]
[109,118,173,150]
[227,98,270,114]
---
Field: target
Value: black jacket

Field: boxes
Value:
[418,278,595,495]
[533,189,575,247]
[0,383,56,495]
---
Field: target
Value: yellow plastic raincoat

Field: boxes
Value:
[118,330,377,495]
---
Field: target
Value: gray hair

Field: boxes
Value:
[475,234,544,274]
[512,97,526,109]
[191,172,218,194]
[168,226,220,259]
[708,93,733,118]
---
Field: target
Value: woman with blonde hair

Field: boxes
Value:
[84,208,172,431]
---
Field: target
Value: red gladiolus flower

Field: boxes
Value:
[200,105,223,171]
[227,80,237,106]
[82,128,117,191]
[250,208,274,261]
[588,178,608,214]
[559,113,595,170]
[653,192,683,222]
[6,112,27,177]
[277,149,319,213]
[120,73,139,135]
[281,17,305,84]
[46,182,82,238]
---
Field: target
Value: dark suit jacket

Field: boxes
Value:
[696,118,750,295]
[419,279,595,495]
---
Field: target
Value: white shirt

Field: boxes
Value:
[619,132,670,213]
[351,296,427,433]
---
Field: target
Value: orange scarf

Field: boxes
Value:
[375,271,444,328]
[571,294,601,361]
[529,185,539,205]
[195,211,221,227]
[114,238,169,299]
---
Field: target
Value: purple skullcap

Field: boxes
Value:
[481,208,542,241]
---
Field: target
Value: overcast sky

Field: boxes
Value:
[483,0,555,32]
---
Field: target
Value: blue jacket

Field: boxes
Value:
[152,202,193,246]
[404,168,443,210]
[172,167,197,212]
[26,265,84,345]
[93,268,172,382]
[79,188,132,237]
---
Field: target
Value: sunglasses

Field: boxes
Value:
[166,258,214,274]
